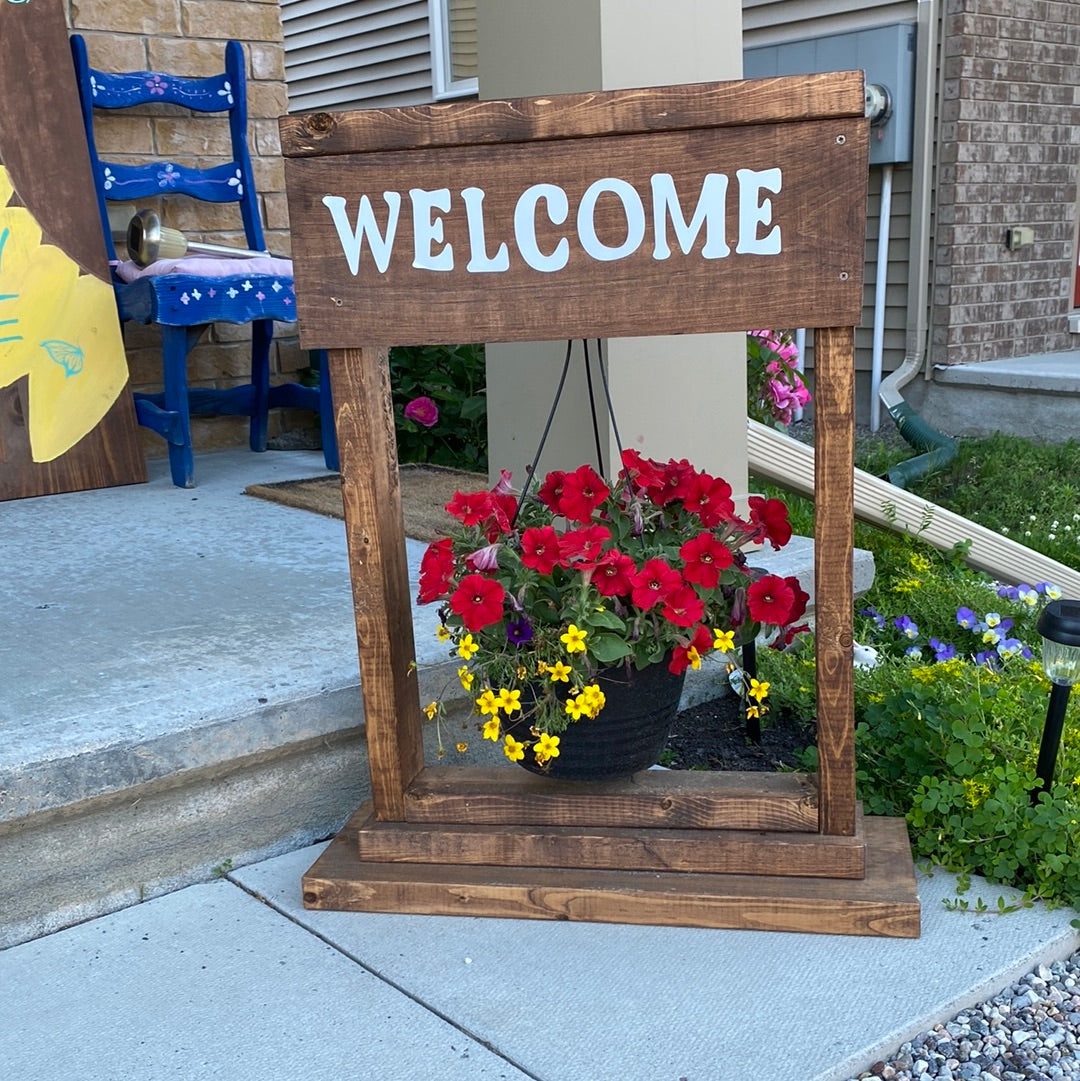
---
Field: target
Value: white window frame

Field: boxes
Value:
[429,0,477,99]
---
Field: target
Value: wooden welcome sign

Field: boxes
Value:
[281,71,921,936]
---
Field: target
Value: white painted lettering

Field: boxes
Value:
[651,172,730,260]
[461,187,510,272]
[322,193,401,275]
[735,168,782,255]
[577,178,646,262]
[514,184,570,273]
[410,187,454,271]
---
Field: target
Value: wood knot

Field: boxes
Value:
[304,112,336,136]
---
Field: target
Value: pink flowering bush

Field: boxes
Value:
[746,330,811,429]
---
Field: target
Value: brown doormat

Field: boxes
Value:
[244,463,487,542]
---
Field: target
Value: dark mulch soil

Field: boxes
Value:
[663,693,816,772]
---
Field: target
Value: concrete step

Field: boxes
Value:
[0,448,872,948]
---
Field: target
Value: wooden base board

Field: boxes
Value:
[303,809,920,937]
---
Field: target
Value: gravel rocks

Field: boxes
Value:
[848,954,1080,1081]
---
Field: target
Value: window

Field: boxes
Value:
[429,0,477,99]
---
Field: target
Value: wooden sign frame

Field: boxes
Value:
[280,71,920,936]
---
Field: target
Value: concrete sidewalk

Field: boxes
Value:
[1,841,1078,1081]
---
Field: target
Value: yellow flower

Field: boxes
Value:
[910,666,936,684]
[423,701,438,720]
[497,687,522,714]
[580,684,606,716]
[516,665,528,680]
[548,660,572,683]
[482,717,501,742]
[458,634,479,660]
[476,689,500,716]
[436,624,452,643]
[503,734,526,762]
[746,703,762,719]
[536,660,549,675]
[560,624,588,654]
[534,732,561,763]
[713,628,736,653]
[685,646,702,671]
[909,553,932,572]
[564,696,586,721]
[455,742,468,754]
[747,678,770,703]
[962,778,989,808]
[457,665,474,691]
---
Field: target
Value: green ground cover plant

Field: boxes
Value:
[754,434,1080,908]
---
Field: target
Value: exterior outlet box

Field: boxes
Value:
[1005,226,1035,251]
[744,23,916,166]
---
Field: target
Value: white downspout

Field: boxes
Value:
[869,163,894,431]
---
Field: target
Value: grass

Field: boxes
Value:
[755,430,1080,577]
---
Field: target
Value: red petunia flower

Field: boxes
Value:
[536,470,567,514]
[746,573,797,626]
[629,558,682,611]
[620,448,664,498]
[559,464,610,524]
[654,458,696,506]
[520,525,561,574]
[445,489,495,527]
[558,525,611,564]
[669,624,714,674]
[449,573,506,631]
[592,549,637,597]
[684,472,736,527]
[748,495,792,550]
[679,531,733,589]
[783,574,810,624]
[660,583,706,628]
[417,537,454,603]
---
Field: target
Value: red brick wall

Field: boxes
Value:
[932,0,1080,366]
[66,0,310,454]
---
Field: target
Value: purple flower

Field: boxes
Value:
[860,606,886,630]
[997,585,1018,601]
[975,650,1000,668]
[956,607,977,629]
[930,638,957,662]
[506,618,534,646]
[894,615,919,640]
[404,396,439,428]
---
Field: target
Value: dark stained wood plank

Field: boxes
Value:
[280,71,867,158]
[355,805,866,878]
[283,119,868,348]
[813,326,857,836]
[404,766,820,832]
[328,346,425,820]
[303,814,920,937]
[0,0,144,501]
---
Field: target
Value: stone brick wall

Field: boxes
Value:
[932,0,1080,366]
[66,0,312,455]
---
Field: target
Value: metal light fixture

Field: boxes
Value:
[126,209,269,267]
[1032,599,1080,801]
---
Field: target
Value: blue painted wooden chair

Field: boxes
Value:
[70,35,337,487]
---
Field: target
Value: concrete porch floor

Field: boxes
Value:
[1,447,1078,1081]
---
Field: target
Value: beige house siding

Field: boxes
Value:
[281,0,433,112]
[744,0,919,393]
[65,0,310,457]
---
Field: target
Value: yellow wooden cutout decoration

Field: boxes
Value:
[0,164,129,462]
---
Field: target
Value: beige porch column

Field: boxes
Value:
[476,0,747,497]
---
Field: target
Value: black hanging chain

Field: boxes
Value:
[511,337,635,529]
[510,339,574,528]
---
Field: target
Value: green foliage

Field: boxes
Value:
[903,434,1080,570]
[752,433,1080,907]
[390,344,487,472]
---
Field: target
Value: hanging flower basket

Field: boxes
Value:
[418,449,809,775]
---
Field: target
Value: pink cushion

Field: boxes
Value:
[114,255,293,282]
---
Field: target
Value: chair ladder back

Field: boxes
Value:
[69,35,265,260]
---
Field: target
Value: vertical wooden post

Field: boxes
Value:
[812,325,857,836]
[328,346,425,820]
